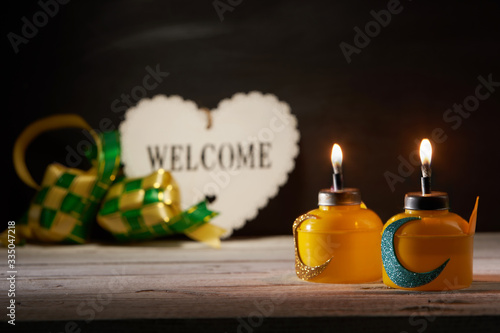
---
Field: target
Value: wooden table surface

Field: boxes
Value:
[1,233,500,332]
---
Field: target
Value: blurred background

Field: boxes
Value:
[4,0,500,239]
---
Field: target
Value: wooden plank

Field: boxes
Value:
[12,236,293,264]
[0,233,499,327]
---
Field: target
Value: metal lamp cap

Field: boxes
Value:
[318,188,361,206]
[404,191,450,210]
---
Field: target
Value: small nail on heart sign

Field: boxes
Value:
[119,91,300,237]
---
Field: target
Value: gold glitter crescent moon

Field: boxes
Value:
[293,213,333,281]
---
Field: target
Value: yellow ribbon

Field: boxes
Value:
[13,114,96,190]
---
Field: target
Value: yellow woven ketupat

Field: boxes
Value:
[6,114,121,244]
[97,169,226,248]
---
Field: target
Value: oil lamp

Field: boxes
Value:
[293,144,383,283]
[381,139,479,291]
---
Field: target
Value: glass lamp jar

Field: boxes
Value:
[294,188,383,283]
[382,192,473,291]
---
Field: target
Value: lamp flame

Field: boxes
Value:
[419,139,432,166]
[331,144,343,174]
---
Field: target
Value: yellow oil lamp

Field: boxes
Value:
[293,144,383,283]
[382,139,479,291]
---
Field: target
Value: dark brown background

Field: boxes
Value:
[4,0,500,238]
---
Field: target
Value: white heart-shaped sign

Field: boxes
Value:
[119,92,300,236]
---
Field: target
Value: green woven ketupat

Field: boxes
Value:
[16,131,121,244]
[97,169,219,241]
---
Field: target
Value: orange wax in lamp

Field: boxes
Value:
[382,139,479,291]
[293,144,383,283]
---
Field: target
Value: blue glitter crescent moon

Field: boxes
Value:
[381,216,450,288]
